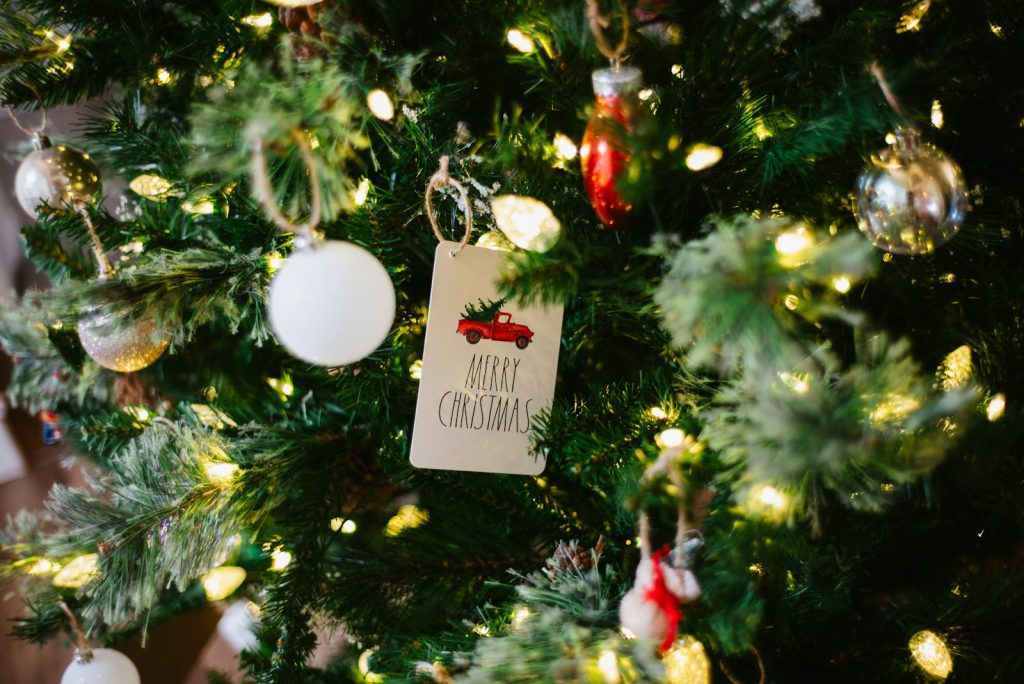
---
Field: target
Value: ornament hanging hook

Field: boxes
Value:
[74,199,114,280]
[249,127,323,245]
[58,600,94,664]
[638,436,694,568]
[586,0,630,67]
[4,84,48,138]
[424,155,473,258]
[869,62,908,120]
[718,647,767,684]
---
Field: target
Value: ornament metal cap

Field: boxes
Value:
[592,66,643,96]
[30,132,52,151]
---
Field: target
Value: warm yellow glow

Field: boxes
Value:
[512,606,530,627]
[987,393,1006,422]
[409,359,423,380]
[896,0,931,33]
[182,197,215,214]
[753,120,771,141]
[778,372,810,394]
[129,174,174,201]
[124,405,150,422]
[885,132,898,145]
[357,649,385,682]
[619,626,636,640]
[241,12,274,28]
[204,460,239,484]
[931,100,944,129]
[664,635,712,684]
[553,133,578,160]
[685,143,723,171]
[832,275,852,293]
[155,67,173,85]
[939,345,973,391]
[43,30,73,54]
[267,376,294,398]
[597,649,620,683]
[870,394,921,425]
[671,64,684,79]
[472,624,491,637]
[198,75,213,88]
[475,231,514,251]
[757,485,787,511]
[638,88,655,101]
[352,177,371,206]
[366,89,395,121]
[909,630,953,679]
[783,294,799,311]
[27,558,57,575]
[775,225,814,256]
[990,22,1004,37]
[490,195,562,252]
[340,519,357,534]
[202,565,246,601]
[53,554,99,588]
[649,406,668,420]
[385,505,430,537]
[269,549,292,571]
[657,428,686,449]
[748,563,764,575]
[506,28,535,54]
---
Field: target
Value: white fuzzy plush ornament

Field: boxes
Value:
[61,648,140,684]
[619,547,701,649]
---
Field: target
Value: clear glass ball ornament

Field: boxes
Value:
[78,312,169,372]
[854,128,967,255]
[61,648,140,684]
[14,134,103,216]
[268,240,396,366]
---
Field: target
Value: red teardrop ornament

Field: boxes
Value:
[580,66,644,229]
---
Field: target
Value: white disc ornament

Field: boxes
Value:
[268,240,395,366]
[61,648,140,684]
[78,313,169,372]
[855,128,967,255]
[15,134,102,216]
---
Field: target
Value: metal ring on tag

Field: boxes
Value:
[249,128,322,242]
[424,155,473,258]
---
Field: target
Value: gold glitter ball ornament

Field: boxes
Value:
[15,134,102,216]
[78,313,169,372]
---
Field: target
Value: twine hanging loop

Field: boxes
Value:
[423,155,473,257]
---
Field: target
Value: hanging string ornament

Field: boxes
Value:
[75,204,169,372]
[7,103,102,217]
[253,129,395,366]
[619,438,702,652]
[58,602,140,684]
[580,0,644,229]
[854,64,968,255]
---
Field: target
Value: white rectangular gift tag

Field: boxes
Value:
[410,241,564,475]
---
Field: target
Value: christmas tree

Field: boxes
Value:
[1,0,1022,682]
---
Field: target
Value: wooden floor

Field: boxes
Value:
[0,399,243,683]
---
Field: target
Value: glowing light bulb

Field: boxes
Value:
[638,88,655,101]
[756,485,787,511]
[490,195,562,252]
[27,558,57,575]
[336,519,357,534]
[909,630,953,679]
[129,174,174,201]
[778,372,810,394]
[366,89,395,121]
[269,549,292,571]
[931,100,944,129]
[475,231,514,251]
[657,428,686,449]
[53,554,100,588]
[753,121,771,140]
[775,225,814,256]
[939,345,973,391]
[553,133,578,160]
[649,406,668,420]
[670,64,684,78]
[832,275,852,293]
[512,607,530,627]
[266,252,285,272]
[506,29,535,54]
[204,461,239,484]
[685,143,723,171]
[664,635,711,684]
[896,0,931,33]
[986,393,1006,421]
[241,12,273,28]
[597,649,620,683]
[182,197,215,215]
[202,566,246,601]
[352,177,371,206]
[155,67,173,86]
[385,505,430,537]
[869,394,921,425]
[783,294,799,310]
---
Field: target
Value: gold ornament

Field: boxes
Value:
[78,313,169,372]
[663,635,711,684]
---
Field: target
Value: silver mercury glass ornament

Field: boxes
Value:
[14,132,103,216]
[854,128,967,255]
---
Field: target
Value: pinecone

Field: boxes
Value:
[278,2,327,60]
[548,536,605,573]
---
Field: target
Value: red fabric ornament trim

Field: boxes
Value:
[643,544,682,652]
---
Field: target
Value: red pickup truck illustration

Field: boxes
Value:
[457,311,534,349]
